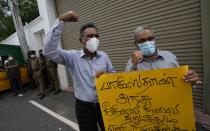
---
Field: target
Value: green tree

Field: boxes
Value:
[0,0,15,41]
[0,0,39,42]
[0,0,7,16]
[19,0,39,24]
[0,16,15,41]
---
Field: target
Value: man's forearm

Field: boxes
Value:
[43,19,64,58]
[6,65,18,69]
[43,19,70,66]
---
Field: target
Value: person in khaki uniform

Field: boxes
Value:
[47,59,60,95]
[39,50,49,90]
[26,51,37,89]
[30,54,45,100]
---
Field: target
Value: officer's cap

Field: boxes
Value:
[27,50,36,56]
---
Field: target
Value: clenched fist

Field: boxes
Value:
[58,10,79,22]
[131,51,143,65]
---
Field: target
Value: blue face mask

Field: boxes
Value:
[137,41,156,57]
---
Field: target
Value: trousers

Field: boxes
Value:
[75,98,105,131]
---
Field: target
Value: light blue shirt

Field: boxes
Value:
[43,19,115,102]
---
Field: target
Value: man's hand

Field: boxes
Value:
[183,70,202,85]
[6,64,18,69]
[58,10,79,22]
[131,51,143,65]
[95,70,106,78]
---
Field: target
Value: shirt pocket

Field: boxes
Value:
[93,61,107,72]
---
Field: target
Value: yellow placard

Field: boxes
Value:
[96,66,195,131]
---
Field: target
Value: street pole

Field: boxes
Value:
[8,0,29,60]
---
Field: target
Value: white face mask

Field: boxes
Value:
[4,60,9,64]
[31,55,36,58]
[8,57,13,61]
[85,37,99,53]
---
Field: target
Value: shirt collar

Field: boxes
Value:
[139,49,164,62]
[79,49,101,58]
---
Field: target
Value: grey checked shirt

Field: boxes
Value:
[125,50,180,71]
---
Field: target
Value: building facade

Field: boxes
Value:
[1,0,209,126]
[54,0,210,126]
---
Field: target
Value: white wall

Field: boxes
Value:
[25,16,45,52]
[0,0,69,90]
[36,0,69,90]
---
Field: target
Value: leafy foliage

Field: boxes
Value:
[0,0,9,17]
[18,0,39,24]
[0,16,15,41]
[0,0,39,42]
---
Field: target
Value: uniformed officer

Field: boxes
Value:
[26,51,36,89]
[4,56,24,96]
[30,53,45,100]
[39,50,49,90]
[46,59,60,95]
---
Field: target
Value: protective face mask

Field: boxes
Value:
[85,37,99,53]
[8,57,13,61]
[138,41,156,57]
[4,60,9,64]
[31,55,36,58]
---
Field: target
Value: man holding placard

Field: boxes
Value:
[95,25,202,131]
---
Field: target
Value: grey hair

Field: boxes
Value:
[134,25,154,41]
[80,22,98,38]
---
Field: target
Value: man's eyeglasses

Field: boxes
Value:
[87,34,99,38]
[137,36,155,43]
